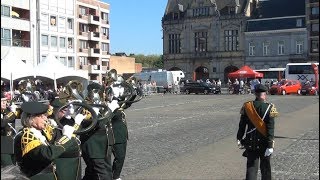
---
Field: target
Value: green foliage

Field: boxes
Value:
[130,54,163,68]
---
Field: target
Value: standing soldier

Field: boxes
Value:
[1,92,18,166]
[110,82,132,180]
[80,82,119,180]
[237,84,278,180]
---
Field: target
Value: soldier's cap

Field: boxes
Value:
[87,82,104,92]
[254,84,268,93]
[50,98,66,109]
[21,101,48,116]
[1,92,7,101]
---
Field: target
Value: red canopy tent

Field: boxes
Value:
[228,65,263,79]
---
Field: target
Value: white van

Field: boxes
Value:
[170,70,185,85]
[133,70,174,92]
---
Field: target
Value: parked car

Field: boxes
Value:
[269,79,302,95]
[181,82,216,94]
[301,82,318,95]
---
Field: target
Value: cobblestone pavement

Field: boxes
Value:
[270,127,319,180]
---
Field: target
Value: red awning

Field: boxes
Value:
[228,65,263,79]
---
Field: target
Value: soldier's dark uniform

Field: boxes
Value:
[111,91,136,179]
[16,101,80,180]
[237,84,278,180]
[49,98,82,180]
[1,93,17,167]
[80,83,113,180]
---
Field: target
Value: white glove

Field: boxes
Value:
[22,94,29,102]
[237,140,243,149]
[112,86,124,98]
[107,100,119,112]
[93,107,100,115]
[74,114,85,125]
[264,148,273,157]
[62,125,75,139]
[49,119,58,127]
[64,104,74,119]
[9,104,18,113]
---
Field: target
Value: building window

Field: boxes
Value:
[1,5,10,17]
[50,15,57,26]
[79,40,87,49]
[41,55,47,62]
[169,34,181,54]
[311,40,319,53]
[248,42,255,56]
[311,7,319,15]
[79,56,88,65]
[60,57,66,65]
[296,41,303,54]
[79,23,88,32]
[51,36,57,47]
[194,32,208,52]
[192,7,210,17]
[58,17,66,32]
[101,27,109,36]
[68,56,75,68]
[101,12,108,21]
[40,13,49,30]
[278,41,285,55]
[60,37,65,48]
[311,23,319,32]
[67,18,73,30]
[224,30,239,51]
[229,7,235,15]
[1,28,11,46]
[263,42,270,56]
[41,35,48,46]
[79,6,88,15]
[102,43,109,52]
[68,37,73,48]
[296,19,302,27]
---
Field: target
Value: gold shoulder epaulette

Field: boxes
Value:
[269,104,279,118]
[21,128,42,156]
[43,124,54,141]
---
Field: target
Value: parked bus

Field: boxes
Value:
[285,62,319,84]
[254,67,285,84]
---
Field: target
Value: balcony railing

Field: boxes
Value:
[1,39,30,47]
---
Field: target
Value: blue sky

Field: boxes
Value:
[104,0,167,55]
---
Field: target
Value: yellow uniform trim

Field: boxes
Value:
[43,125,54,141]
[244,101,267,137]
[22,139,42,156]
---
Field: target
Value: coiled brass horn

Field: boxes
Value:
[59,80,84,103]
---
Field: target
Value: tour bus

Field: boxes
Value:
[254,67,286,84]
[285,62,319,84]
[133,70,174,92]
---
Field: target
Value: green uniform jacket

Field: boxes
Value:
[111,110,128,144]
[17,127,79,180]
[237,99,277,150]
[1,108,16,166]
[80,116,110,158]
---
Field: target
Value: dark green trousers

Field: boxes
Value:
[246,149,271,180]
[112,143,127,179]
[82,152,112,180]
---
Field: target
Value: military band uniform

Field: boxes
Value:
[1,93,17,167]
[16,101,81,180]
[237,84,278,180]
[80,82,113,180]
[111,108,128,179]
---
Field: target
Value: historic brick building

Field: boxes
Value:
[162,0,258,82]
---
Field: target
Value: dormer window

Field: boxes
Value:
[229,7,235,15]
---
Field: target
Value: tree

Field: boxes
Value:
[130,54,163,69]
